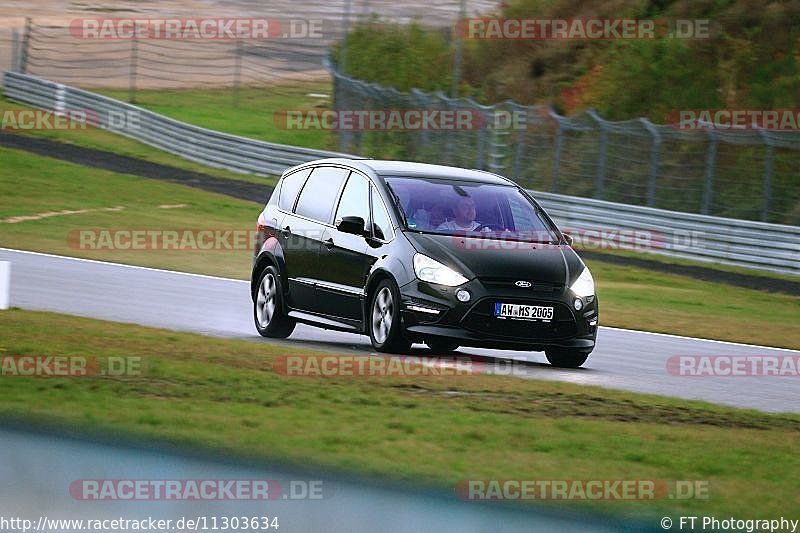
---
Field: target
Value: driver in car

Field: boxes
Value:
[436,196,488,232]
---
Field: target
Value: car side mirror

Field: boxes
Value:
[336,216,366,236]
[562,233,574,246]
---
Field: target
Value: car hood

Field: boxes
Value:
[405,232,583,286]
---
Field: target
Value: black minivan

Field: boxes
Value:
[251,159,598,368]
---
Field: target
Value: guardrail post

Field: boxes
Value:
[339,0,352,73]
[438,92,455,164]
[128,33,138,103]
[511,104,528,181]
[551,117,563,193]
[475,106,487,169]
[233,38,242,108]
[451,0,466,98]
[20,18,31,74]
[640,118,661,208]
[337,77,353,153]
[759,130,775,223]
[488,109,509,174]
[10,29,19,72]
[588,110,608,198]
[702,130,717,215]
[412,88,431,154]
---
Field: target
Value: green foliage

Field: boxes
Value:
[340,0,800,119]
[332,18,454,92]
[585,39,723,120]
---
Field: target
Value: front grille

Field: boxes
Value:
[479,278,562,295]
[460,298,577,341]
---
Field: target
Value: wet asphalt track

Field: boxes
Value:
[1,247,798,413]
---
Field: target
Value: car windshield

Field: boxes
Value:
[385,176,560,242]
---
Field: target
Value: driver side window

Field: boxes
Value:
[335,172,370,226]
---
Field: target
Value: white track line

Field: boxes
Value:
[600,325,798,353]
[1,247,797,352]
[0,247,249,284]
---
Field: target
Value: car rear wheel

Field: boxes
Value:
[254,266,295,338]
[545,348,590,368]
[425,339,460,354]
[369,279,411,353]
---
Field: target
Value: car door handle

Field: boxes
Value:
[323,238,335,250]
[281,226,291,238]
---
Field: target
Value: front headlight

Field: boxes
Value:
[413,253,469,287]
[569,267,595,297]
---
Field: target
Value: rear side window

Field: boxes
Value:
[294,167,349,223]
[278,168,311,211]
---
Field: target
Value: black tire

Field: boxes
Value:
[253,266,295,339]
[545,348,590,368]
[425,339,460,354]
[368,278,412,353]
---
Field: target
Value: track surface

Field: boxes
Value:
[2,247,797,413]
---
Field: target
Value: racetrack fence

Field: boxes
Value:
[7,16,798,226]
[3,71,800,275]
[329,64,800,227]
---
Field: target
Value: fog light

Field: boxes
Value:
[573,298,584,311]
[456,289,471,302]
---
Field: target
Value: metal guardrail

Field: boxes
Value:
[533,191,800,275]
[329,64,800,226]
[3,71,799,276]
[3,71,351,176]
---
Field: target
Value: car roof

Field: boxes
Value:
[299,158,514,186]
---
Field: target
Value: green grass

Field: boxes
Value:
[0,94,279,185]
[577,246,800,284]
[1,309,799,519]
[586,260,800,348]
[1,145,798,349]
[97,84,335,150]
[0,146,257,279]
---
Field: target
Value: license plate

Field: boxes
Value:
[494,302,553,321]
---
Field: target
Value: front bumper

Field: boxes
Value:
[398,277,598,352]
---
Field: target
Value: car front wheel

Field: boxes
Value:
[368,279,411,353]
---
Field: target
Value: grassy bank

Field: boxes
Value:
[0,94,280,184]
[97,83,334,150]
[1,309,798,519]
